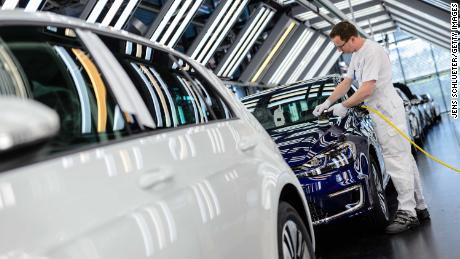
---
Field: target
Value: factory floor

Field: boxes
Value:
[315,113,460,259]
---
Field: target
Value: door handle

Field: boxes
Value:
[238,138,257,152]
[138,169,174,190]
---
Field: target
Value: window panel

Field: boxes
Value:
[0,26,133,154]
[99,35,233,130]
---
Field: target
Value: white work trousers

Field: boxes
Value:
[370,107,427,216]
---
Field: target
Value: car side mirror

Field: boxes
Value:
[0,97,59,154]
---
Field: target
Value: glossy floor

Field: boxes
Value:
[315,114,460,259]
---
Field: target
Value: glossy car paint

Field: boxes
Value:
[396,88,423,142]
[242,75,388,225]
[0,11,314,259]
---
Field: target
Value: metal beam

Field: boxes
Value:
[295,0,337,26]
[313,0,371,38]
[384,0,449,25]
[79,0,98,19]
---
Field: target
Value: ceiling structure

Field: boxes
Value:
[0,0,451,87]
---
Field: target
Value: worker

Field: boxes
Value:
[312,21,430,234]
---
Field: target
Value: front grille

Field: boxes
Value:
[306,197,328,223]
[305,185,363,225]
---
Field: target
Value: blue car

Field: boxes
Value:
[242,75,391,227]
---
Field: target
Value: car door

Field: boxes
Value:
[0,25,205,259]
[94,32,273,258]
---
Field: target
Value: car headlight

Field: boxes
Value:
[295,141,356,177]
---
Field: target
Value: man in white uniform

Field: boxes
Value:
[313,21,429,234]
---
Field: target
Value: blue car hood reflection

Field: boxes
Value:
[268,122,344,168]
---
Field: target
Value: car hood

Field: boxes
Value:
[268,122,344,167]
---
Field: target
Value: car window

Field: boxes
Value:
[0,26,136,154]
[97,35,233,130]
[244,79,340,130]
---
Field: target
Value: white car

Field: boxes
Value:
[0,10,315,259]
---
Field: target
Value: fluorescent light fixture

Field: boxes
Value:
[226,10,275,77]
[396,19,449,44]
[195,0,242,62]
[24,0,43,12]
[312,19,339,29]
[193,0,248,64]
[168,0,207,48]
[385,0,450,29]
[1,0,19,10]
[190,0,234,60]
[150,1,181,41]
[54,46,91,133]
[114,0,139,29]
[288,36,326,83]
[86,0,108,23]
[268,29,314,84]
[304,42,335,79]
[388,8,450,37]
[200,0,249,64]
[363,22,395,34]
[216,6,275,77]
[357,14,391,27]
[296,0,373,21]
[351,5,384,18]
[101,0,124,26]
[295,11,318,21]
[159,0,194,45]
[217,7,267,75]
[398,25,449,48]
[251,21,297,82]
[336,0,373,9]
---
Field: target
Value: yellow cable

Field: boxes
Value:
[361,105,460,173]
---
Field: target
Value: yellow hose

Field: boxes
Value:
[361,105,460,173]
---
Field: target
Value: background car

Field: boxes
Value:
[420,93,441,122]
[241,75,392,229]
[396,88,424,150]
[0,11,315,259]
[393,82,442,135]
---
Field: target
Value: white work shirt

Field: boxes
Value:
[345,39,405,128]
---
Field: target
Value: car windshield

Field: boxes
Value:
[243,79,338,130]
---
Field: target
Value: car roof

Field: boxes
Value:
[0,10,199,68]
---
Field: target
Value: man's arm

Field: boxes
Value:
[326,77,353,104]
[342,80,376,108]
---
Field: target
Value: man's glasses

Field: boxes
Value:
[335,38,351,49]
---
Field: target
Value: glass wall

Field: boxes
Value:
[387,31,450,112]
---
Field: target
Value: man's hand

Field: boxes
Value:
[313,100,331,117]
[327,103,349,118]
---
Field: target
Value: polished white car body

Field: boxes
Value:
[0,11,314,259]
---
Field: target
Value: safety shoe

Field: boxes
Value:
[415,208,431,222]
[385,210,420,234]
